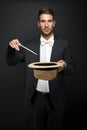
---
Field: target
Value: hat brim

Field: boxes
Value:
[28,62,59,70]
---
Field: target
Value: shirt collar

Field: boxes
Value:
[40,35,54,47]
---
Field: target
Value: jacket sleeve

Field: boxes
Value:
[5,45,25,66]
[63,42,75,76]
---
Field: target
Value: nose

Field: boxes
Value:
[45,22,48,27]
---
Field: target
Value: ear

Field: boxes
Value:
[53,20,56,27]
[37,21,40,28]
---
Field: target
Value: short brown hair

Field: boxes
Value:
[38,8,54,21]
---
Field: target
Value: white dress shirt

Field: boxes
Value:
[36,35,54,93]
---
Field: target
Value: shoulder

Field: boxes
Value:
[55,37,70,48]
[24,37,40,47]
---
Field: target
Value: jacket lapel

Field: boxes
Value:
[33,38,40,62]
[50,39,58,62]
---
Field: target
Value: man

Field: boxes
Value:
[6,8,75,130]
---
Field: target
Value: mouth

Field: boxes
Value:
[44,27,49,30]
[44,29,50,32]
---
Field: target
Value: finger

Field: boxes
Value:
[9,41,15,48]
[57,67,62,73]
[58,60,63,63]
[57,62,62,67]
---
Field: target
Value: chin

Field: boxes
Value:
[42,32,52,36]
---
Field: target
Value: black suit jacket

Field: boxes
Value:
[6,37,75,110]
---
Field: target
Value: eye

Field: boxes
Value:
[48,20,53,22]
[40,20,45,23]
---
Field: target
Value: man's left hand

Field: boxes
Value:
[57,60,67,73]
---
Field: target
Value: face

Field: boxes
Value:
[37,14,55,38]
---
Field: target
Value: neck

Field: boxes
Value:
[41,33,53,40]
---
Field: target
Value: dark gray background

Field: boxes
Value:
[0,0,87,129]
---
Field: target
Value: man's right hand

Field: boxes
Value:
[9,39,20,51]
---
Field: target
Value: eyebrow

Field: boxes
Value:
[39,19,54,22]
